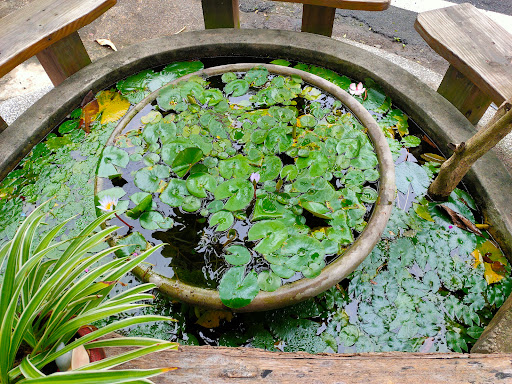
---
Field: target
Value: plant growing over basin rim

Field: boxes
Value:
[0,199,177,383]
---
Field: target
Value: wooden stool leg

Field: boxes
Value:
[0,116,7,133]
[438,65,492,125]
[202,0,240,29]
[301,4,336,37]
[36,31,92,87]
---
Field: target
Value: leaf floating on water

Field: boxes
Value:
[438,204,482,236]
[420,153,446,163]
[95,38,118,51]
[196,310,233,328]
[79,99,99,133]
[97,90,131,124]
[413,202,434,222]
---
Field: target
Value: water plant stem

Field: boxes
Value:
[115,213,133,229]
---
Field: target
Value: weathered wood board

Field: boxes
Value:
[415,3,512,107]
[0,0,116,79]
[107,344,512,383]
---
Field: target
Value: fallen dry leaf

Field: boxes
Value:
[96,38,117,51]
[96,90,131,124]
[471,240,508,284]
[79,99,99,134]
[438,204,482,237]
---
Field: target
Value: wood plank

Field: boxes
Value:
[0,0,116,78]
[0,116,7,133]
[415,3,512,106]
[270,0,391,11]
[301,4,336,36]
[106,344,512,384]
[202,0,240,29]
[438,65,492,124]
[36,31,91,86]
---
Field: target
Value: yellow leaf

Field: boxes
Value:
[196,310,233,328]
[96,90,130,124]
[471,240,508,284]
[484,262,505,284]
[413,203,434,222]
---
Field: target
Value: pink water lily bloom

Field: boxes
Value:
[97,196,118,212]
[250,172,260,183]
[349,82,366,97]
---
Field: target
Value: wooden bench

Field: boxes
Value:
[0,0,117,131]
[415,3,512,125]
[201,0,391,37]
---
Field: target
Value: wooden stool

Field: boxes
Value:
[415,3,512,125]
[0,0,117,131]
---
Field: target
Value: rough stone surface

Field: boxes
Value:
[472,293,512,353]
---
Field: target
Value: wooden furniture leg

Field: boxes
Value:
[36,31,92,86]
[202,0,240,29]
[301,4,336,37]
[438,65,493,125]
[0,116,7,133]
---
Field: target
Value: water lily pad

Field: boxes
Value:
[282,235,325,272]
[224,79,250,97]
[264,129,292,153]
[134,165,170,192]
[361,187,378,203]
[218,267,259,309]
[186,172,217,198]
[125,194,152,219]
[160,179,189,207]
[214,178,254,211]
[296,152,329,177]
[182,195,202,212]
[207,200,224,213]
[302,259,326,279]
[222,72,237,83]
[344,169,365,186]
[298,114,316,128]
[98,146,129,177]
[259,156,282,182]
[281,165,298,181]
[257,270,281,291]
[301,200,332,219]
[143,120,177,146]
[270,264,296,279]
[115,231,147,258]
[219,155,253,179]
[225,245,252,266]
[248,220,288,254]
[172,147,203,177]
[143,153,160,167]
[253,194,286,221]
[209,210,234,232]
[245,66,269,87]
[140,211,165,230]
[395,161,430,196]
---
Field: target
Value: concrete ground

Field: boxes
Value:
[0,0,510,171]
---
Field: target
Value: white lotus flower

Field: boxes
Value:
[97,195,118,212]
[349,82,366,97]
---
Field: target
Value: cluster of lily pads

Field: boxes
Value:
[97,66,383,308]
